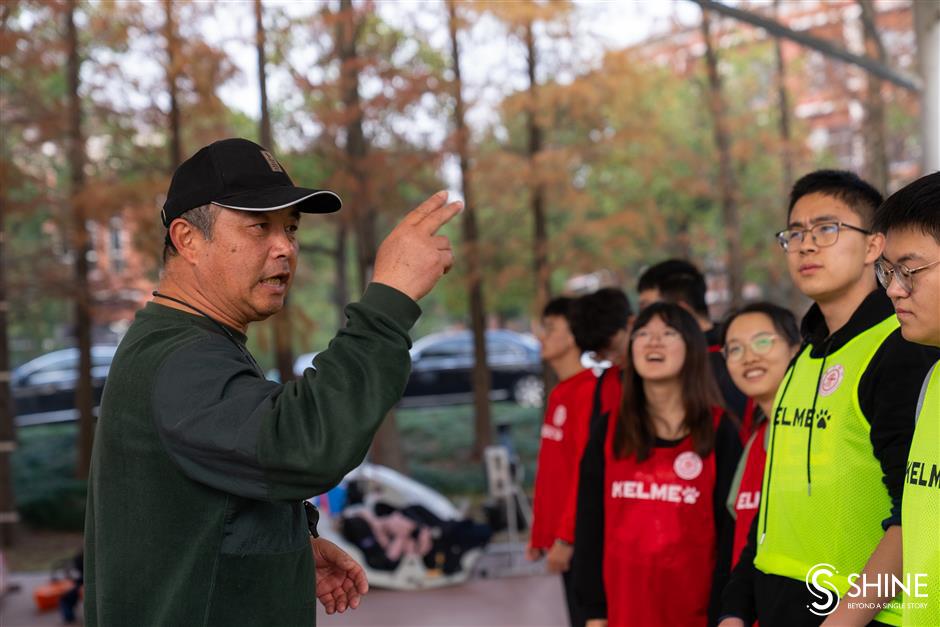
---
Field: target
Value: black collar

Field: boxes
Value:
[800,288,895,357]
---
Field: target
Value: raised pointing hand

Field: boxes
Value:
[372,191,463,302]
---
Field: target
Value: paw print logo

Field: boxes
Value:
[816,409,831,429]
[681,487,700,504]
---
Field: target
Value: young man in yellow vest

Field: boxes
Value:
[873,171,940,627]
[719,170,940,627]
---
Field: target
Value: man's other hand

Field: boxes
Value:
[312,537,368,614]
[372,191,462,302]
[525,545,545,561]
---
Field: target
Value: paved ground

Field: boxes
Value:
[1,571,567,627]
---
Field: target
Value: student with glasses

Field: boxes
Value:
[719,170,939,627]
[573,303,742,627]
[873,171,940,627]
[719,303,800,569]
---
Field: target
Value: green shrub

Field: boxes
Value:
[12,423,86,530]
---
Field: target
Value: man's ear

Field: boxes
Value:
[168,219,202,264]
[865,231,886,265]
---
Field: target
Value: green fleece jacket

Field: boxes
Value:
[84,283,420,626]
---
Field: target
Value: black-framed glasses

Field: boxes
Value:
[875,257,940,294]
[775,221,872,252]
[722,333,779,362]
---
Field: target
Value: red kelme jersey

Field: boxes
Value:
[731,420,767,568]
[556,366,622,544]
[602,409,721,627]
[529,368,598,550]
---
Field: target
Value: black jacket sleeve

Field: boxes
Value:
[858,330,940,528]
[719,511,759,624]
[710,415,743,625]
[572,412,608,619]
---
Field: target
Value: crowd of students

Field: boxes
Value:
[526,169,940,627]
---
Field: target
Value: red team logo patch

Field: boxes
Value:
[819,364,845,397]
[674,451,703,480]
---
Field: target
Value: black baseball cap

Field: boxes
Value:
[161,138,342,226]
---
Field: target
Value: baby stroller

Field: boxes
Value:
[310,463,491,590]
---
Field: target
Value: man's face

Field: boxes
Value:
[785,192,881,303]
[538,314,577,362]
[637,288,661,311]
[195,207,299,326]
[883,227,940,347]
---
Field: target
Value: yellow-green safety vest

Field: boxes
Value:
[902,360,940,627]
[755,315,902,626]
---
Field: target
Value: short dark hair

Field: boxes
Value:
[542,296,576,321]
[872,171,940,244]
[163,204,220,263]
[720,301,801,348]
[636,259,708,316]
[788,169,883,228]
[569,287,633,353]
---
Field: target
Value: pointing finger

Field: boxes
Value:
[404,191,448,226]
[418,200,463,236]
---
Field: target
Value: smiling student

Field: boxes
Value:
[872,171,940,627]
[719,170,939,627]
[574,303,741,627]
[720,303,800,568]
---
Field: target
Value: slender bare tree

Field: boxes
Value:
[255,0,295,383]
[858,0,889,192]
[700,8,743,307]
[447,0,493,459]
[66,0,95,480]
[163,0,182,171]
[336,0,404,471]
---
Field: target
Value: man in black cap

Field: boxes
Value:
[83,138,461,625]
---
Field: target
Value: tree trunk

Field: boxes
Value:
[334,220,348,331]
[700,9,743,308]
[255,0,295,383]
[164,0,182,171]
[448,0,492,460]
[525,20,550,316]
[0,169,17,546]
[858,0,889,192]
[337,0,404,472]
[773,0,803,312]
[67,0,95,480]
[914,1,940,172]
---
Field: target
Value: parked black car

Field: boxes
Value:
[12,345,117,426]
[401,329,543,408]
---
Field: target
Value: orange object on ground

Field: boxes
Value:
[33,579,73,612]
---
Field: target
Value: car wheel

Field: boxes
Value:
[512,375,544,408]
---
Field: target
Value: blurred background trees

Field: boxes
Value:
[1,0,932,538]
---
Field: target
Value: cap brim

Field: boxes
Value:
[214,186,342,214]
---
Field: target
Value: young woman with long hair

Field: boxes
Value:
[573,303,742,627]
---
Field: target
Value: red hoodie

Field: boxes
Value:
[529,368,598,550]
